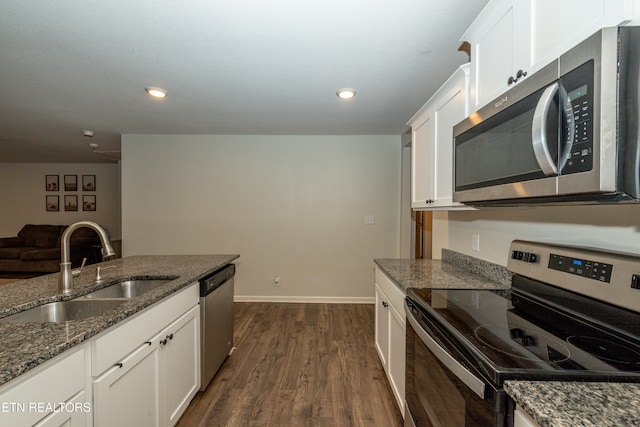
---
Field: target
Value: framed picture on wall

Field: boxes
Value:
[64,195,78,211]
[45,175,59,191]
[64,175,77,191]
[46,195,59,211]
[83,195,96,211]
[82,175,96,191]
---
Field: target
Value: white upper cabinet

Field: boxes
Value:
[409,64,472,210]
[463,0,638,110]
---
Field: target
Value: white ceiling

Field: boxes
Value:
[0,0,487,164]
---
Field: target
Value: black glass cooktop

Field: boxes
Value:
[407,275,640,385]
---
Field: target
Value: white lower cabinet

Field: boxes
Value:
[93,340,161,426]
[374,266,405,416]
[0,347,88,427]
[158,305,200,425]
[514,405,540,427]
[33,392,88,427]
[92,284,200,427]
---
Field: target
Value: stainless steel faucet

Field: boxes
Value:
[59,221,116,294]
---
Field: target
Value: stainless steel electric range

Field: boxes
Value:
[405,240,640,427]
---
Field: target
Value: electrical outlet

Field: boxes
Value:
[472,234,480,252]
[273,275,280,287]
[365,215,375,225]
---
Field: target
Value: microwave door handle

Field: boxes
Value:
[405,302,486,399]
[532,83,559,175]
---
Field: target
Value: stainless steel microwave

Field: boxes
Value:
[452,26,640,206]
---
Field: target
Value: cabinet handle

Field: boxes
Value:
[508,70,528,86]
[145,341,152,346]
[114,362,123,368]
[166,333,174,341]
[382,301,389,308]
[160,338,168,346]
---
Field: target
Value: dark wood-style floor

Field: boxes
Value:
[178,302,403,427]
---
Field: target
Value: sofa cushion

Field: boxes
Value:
[0,247,39,259]
[18,225,65,249]
[0,237,26,248]
[20,248,61,262]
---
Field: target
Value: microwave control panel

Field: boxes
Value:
[560,60,594,175]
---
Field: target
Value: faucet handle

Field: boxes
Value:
[95,264,117,282]
[71,258,87,278]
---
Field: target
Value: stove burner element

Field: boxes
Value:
[475,324,571,363]
[566,336,640,365]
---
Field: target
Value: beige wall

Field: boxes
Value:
[446,205,640,265]
[0,163,121,239]
[121,135,401,302]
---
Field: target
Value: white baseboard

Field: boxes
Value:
[234,295,375,304]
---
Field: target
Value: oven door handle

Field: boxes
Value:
[406,303,486,399]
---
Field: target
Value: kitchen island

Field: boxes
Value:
[0,254,238,387]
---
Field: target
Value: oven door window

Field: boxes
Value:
[406,321,502,427]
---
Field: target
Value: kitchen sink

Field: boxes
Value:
[77,278,173,300]
[0,299,126,323]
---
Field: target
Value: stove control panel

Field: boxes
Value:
[508,240,640,313]
[548,253,613,283]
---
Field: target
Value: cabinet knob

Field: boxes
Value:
[508,70,528,85]
[160,338,168,346]
[382,301,389,308]
[166,333,174,341]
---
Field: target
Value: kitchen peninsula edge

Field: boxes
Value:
[0,254,239,386]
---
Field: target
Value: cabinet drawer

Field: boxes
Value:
[375,267,405,315]
[0,347,85,426]
[92,283,199,376]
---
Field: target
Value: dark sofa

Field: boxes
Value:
[0,224,103,275]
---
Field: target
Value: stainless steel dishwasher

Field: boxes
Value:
[199,263,235,391]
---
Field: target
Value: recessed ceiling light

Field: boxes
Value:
[336,88,356,100]
[81,129,95,137]
[145,87,168,98]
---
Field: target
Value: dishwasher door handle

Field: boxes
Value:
[406,301,486,399]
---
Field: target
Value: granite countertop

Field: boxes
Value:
[505,380,640,426]
[374,249,511,291]
[0,254,238,387]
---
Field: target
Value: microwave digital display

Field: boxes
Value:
[567,84,588,102]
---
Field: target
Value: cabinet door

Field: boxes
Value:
[514,406,539,427]
[93,342,160,427]
[527,0,634,73]
[465,0,635,110]
[466,0,516,110]
[411,110,435,209]
[0,348,85,427]
[159,305,200,426]
[34,392,88,427]
[374,284,390,368]
[387,304,406,415]
[432,67,469,208]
